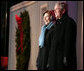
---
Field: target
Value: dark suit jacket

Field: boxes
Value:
[47,13,77,70]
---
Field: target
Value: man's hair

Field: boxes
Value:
[55,2,68,12]
[43,10,51,16]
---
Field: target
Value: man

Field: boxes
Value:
[47,2,77,70]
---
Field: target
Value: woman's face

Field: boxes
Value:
[43,13,51,25]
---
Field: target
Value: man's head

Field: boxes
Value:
[43,10,51,25]
[54,2,68,19]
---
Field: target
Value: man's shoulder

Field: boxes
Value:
[64,17,76,31]
[68,17,76,24]
[65,16,76,27]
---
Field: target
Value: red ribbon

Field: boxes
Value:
[15,14,23,53]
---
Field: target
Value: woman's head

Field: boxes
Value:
[43,10,51,25]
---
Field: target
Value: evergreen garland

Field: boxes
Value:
[15,10,31,70]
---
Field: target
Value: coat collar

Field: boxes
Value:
[57,12,68,22]
[56,12,68,24]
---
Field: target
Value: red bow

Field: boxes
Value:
[15,14,23,53]
[15,14,22,24]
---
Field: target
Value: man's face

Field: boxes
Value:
[54,4,63,19]
[43,13,50,25]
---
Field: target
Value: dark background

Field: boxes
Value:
[1,1,22,57]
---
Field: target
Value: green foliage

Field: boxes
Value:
[15,10,31,70]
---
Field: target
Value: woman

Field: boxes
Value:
[36,10,55,70]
